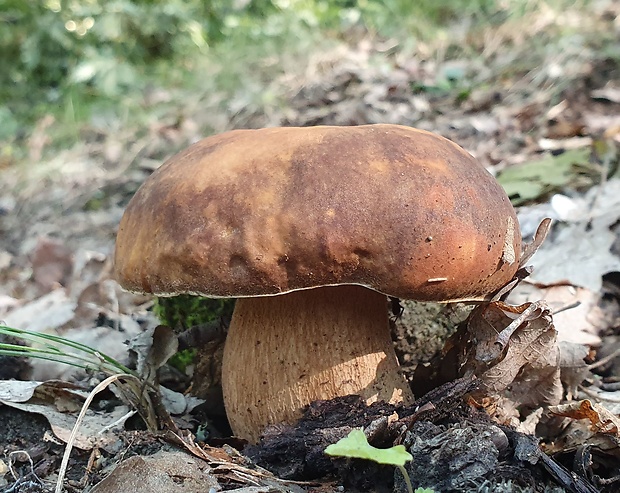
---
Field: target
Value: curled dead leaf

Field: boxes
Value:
[549,399,620,435]
[520,218,552,268]
[458,300,563,411]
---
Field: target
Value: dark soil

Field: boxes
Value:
[245,383,592,493]
[0,406,176,493]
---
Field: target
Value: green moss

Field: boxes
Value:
[153,294,235,331]
[154,295,234,373]
[168,348,197,373]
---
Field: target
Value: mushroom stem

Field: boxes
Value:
[221,285,414,442]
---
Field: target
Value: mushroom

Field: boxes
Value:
[114,124,521,442]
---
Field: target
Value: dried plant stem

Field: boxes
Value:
[579,385,620,403]
[54,373,141,493]
[587,347,620,371]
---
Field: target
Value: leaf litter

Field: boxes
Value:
[1,4,620,492]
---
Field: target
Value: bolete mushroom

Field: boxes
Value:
[114,124,521,442]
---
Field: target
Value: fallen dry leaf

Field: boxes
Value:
[130,325,178,385]
[558,341,590,400]
[1,234,158,382]
[0,294,19,317]
[165,430,302,492]
[3,289,77,334]
[591,82,620,104]
[508,282,606,346]
[521,178,620,293]
[30,236,74,293]
[516,407,544,435]
[0,380,129,451]
[519,217,552,269]
[547,398,620,459]
[538,136,592,151]
[530,222,620,292]
[549,399,620,435]
[460,301,563,410]
[90,450,219,493]
[596,336,620,385]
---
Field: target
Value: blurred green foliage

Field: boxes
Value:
[2,0,599,148]
[497,148,596,205]
[1,0,233,122]
[1,0,509,140]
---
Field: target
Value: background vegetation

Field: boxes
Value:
[3,0,603,156]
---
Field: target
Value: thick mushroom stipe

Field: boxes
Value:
[223,285,412,443]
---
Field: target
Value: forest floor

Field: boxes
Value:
[1,2,620,492]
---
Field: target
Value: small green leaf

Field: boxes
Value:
[325,428,412,466]
[497,147,592,204]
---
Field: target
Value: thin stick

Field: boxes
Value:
[579,385,620,403]
[587,346,620,371]
[55,373,138,493]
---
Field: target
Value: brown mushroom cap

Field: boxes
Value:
[114,124,520,302]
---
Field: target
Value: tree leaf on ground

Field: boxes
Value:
[0,380,129,451]
[30,236,74,293]
[129,325,179,385]
[527,221,620,293]
[591,82,620,104]
[557,341,590,400]
[515,179,620,293]
[0,294,19,317]
[518,217,551,268]
[550,400,620,435]
[3,289,77,334]
[596,336,620,395]
[2,244,151,381]
[158,385,203,416]
[497,148,592,204]
[545,395,620,464]
[0,380,49,402]
[507,283,612,346]
[89,450,220,493]
[459,301,563,411]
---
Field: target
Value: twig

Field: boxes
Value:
[587,346,620,371]
[55,373,139,493]
[99,409,137,434]
[552,301,581,315]
[6,450,44,493]
[579,385,620,403]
